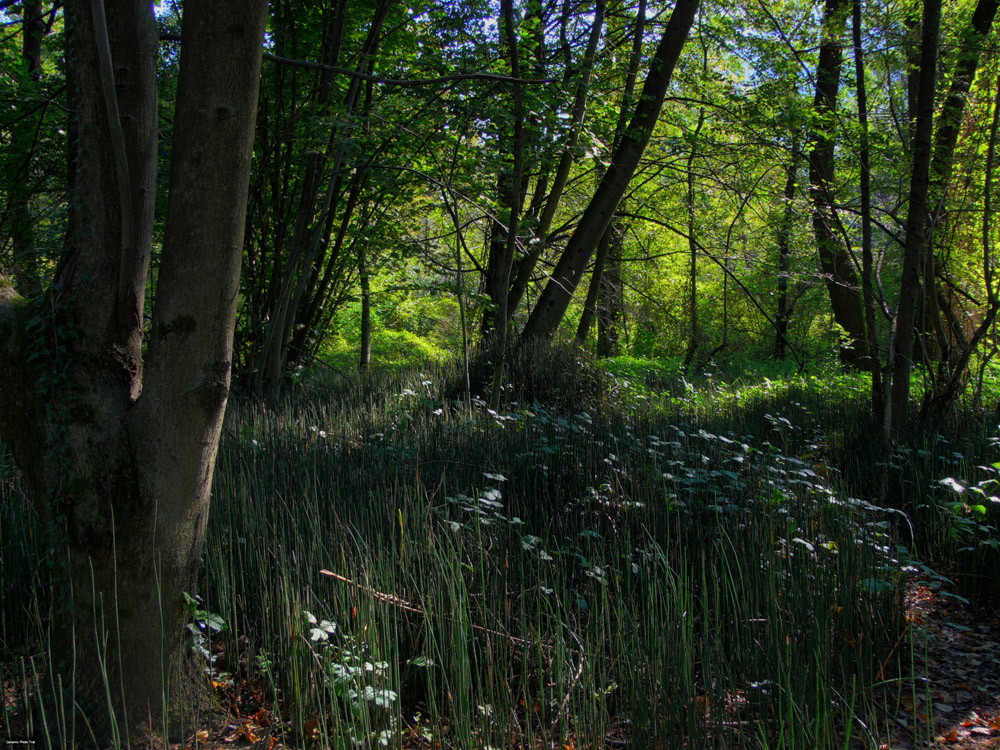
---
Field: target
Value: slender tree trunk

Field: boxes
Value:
[853,0,885,418]
[773,142,800,360]
[520,0,699,344]
[481,170,518,337]
[256,0,389,399]
[575,211,613,346]
[505,0,607,323]
[577,0,646,353]
[682,107,705,369]
[921,73,1000,424]
[489,0,525,409]
[596,222,624,356]
[0,0,267,740]
[359,240,372,369]
[889,0,941,438]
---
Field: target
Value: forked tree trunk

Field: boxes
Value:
[0,0,267,742]
[519,0,699,343]
[505,0,607,323]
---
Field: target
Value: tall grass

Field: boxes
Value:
[2,355,995,747]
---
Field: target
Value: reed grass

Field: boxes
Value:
[2,354,997,748]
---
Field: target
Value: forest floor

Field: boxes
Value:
[171,579,1000,750]
[876,583,1000,749]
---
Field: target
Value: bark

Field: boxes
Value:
[520,0,699,343]
[576,0,646,352]
[0,0,267,741]
[889,0,940,438]
[921,73,1000,425]
[918,0,998,362]
[681,107,705,369]
[808,0,868,368]
[487,0,526,408]
[773,144,799,361]
[358,240,372,369]
[853,0,885,417]
[575,210,613,346]
[504,0,606,322]
[596,223,624,357]
[481,169,519,337]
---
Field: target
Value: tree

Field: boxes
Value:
[0,0,268,740]
[808,0,869,368]
[519,0,699,343]
[887,0,940,437]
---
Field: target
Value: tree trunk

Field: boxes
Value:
[575,211,614,346]
[519,0,699,344]
[576,0,646,352]
[889,0,941,438]
[0,0,267,741]
[808,0,869,368]
[359,240,372,369]
[853,0,885,417]
[919,0,998,364]
[773,143,799,360]
[505,0,606,322]
[2,1,47,288]
[596,222,625,356]
[682,107,705,369]
[256,0,390,399]
[921,73,1000,424]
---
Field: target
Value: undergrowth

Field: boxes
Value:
[1,354,998,748]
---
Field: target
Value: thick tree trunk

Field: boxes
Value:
[519,0,698,343]
[889,0,940,438]
[0,0,267,742]
[808,0,869,368]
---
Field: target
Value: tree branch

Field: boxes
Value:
[158,33,550,86]
[91,0,135,311]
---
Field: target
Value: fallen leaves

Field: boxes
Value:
[882,582,1000,749]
